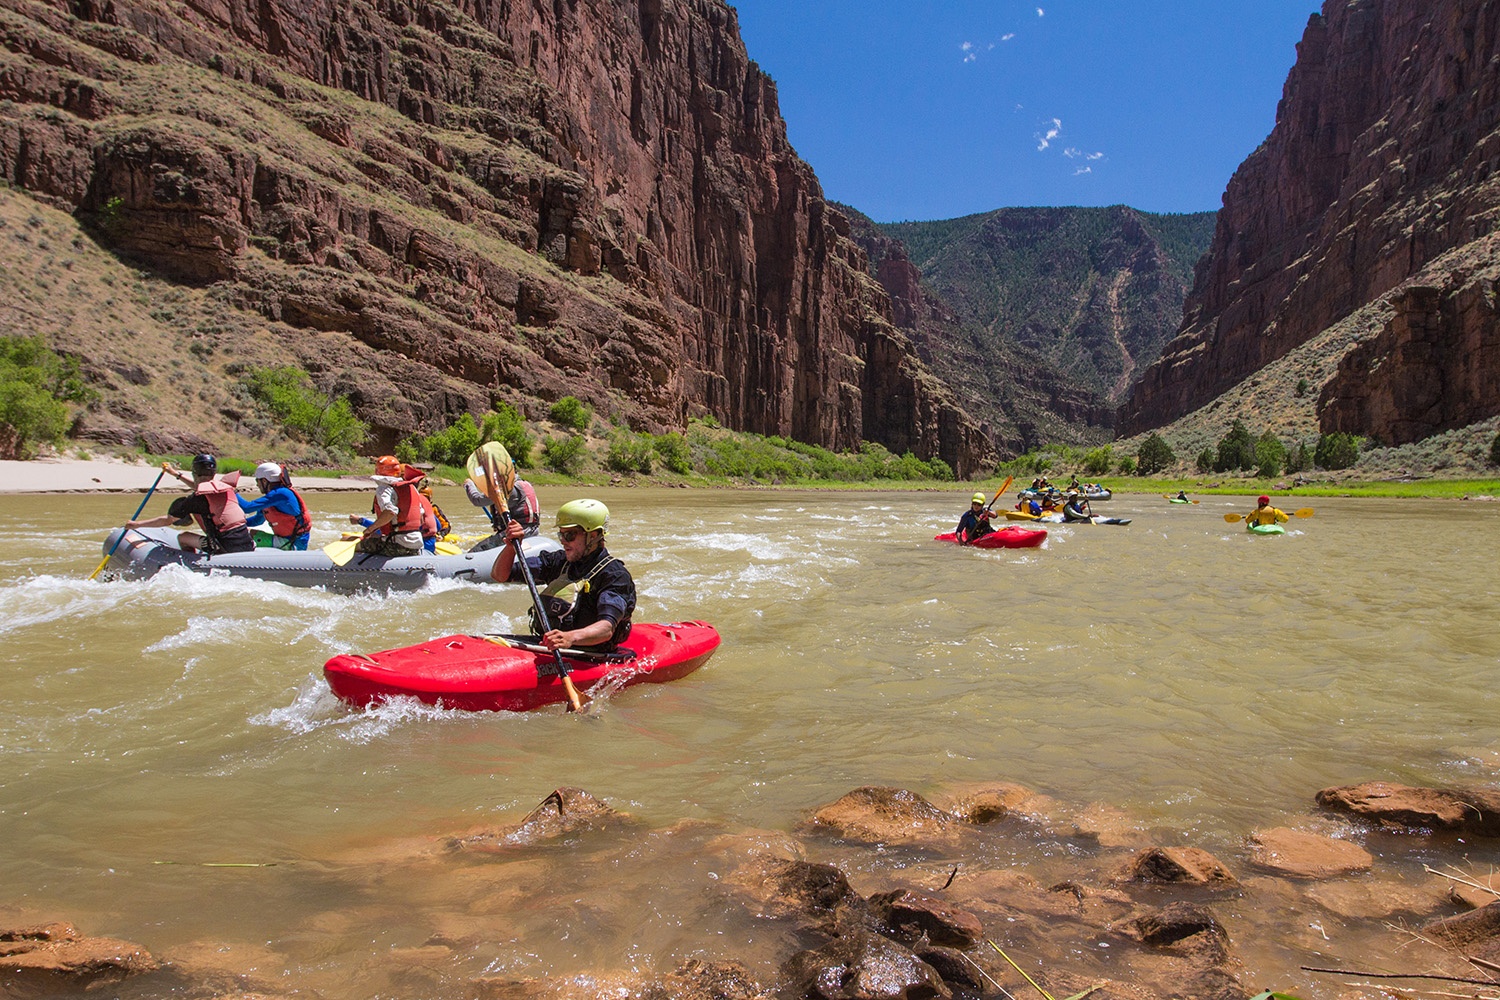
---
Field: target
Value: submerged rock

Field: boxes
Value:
[0,921,159,992]
[803,787,964,847]
[1113,847,1239,887]
[448,787,633,851]
[781,929,951,1000]
[1246,827,1373,878]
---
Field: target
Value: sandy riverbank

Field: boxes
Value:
[0,457,373,493]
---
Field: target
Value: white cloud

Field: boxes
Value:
[1035,118,1062,151]
[1087,151,1104,160]
[961,41,974,51]
[1074,166,1092,176]
[1001,32,1015,41]
[1063,147,1081,159]
[1037,7,1045,16]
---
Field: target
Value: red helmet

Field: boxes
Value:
[1257,495,1270,505]
[374,455,402,476]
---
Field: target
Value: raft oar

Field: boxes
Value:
[89,463,169,581]
[323,533,361,566]
[475,442,584,713]
[1224,508,1314,523]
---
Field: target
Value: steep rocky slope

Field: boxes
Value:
[0,0,993,473]
[1119,0,1500,445]
[840,207,1116,453]
[880,207,1216,407]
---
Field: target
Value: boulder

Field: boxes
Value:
[1113,847,1238,887]
[1246,827,1373,878]
[803,787,964,848]
[0,921,159,991]
[1315,781,1500,835]
[781,930,950,1000]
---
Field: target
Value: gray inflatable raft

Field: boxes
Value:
[101,526,561,592]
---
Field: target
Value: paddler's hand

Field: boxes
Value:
[503,520,526,542]
[540,628,571,651]
[347,514,363,525]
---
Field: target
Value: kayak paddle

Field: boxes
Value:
[324,535,360,566]
[475,442,584,713]
[89,463,169,581]
[1223,508,1315,523]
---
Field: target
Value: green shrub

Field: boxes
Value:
[542,433,588,474]
[926,457,956,481]
[652,431,692,474]
[1082,445,1113,475]
[1295,378,1309,398]
[549,396,592,432]
[0,335,96,458]
[1314,431,1360,470]
[1490,431,1500,467]
[404,412,482,468]
[1116,455,1136,475]
[241,366,366,454]
[1195,448,1215,473]
[480,403,532,468]
[1254,430,1287,478]
[1214,419,1256,472]
[1135,433,1175,475]
[606,429,654,474]
[1285,439,1312,474]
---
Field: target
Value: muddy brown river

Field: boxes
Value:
[2,487,1498,997]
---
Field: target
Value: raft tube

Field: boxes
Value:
[100,526,561,592]
[934,526,1047,549]
[323,621,722,712]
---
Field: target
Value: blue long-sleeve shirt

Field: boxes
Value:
[241,487,310,548]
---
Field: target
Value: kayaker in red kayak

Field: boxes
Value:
[955,492,997,544]
[1245,495,1290,528]
[490,498,637,653]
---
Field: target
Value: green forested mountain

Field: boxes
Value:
[879,207,1216,405]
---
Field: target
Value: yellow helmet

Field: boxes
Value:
[556,498,609,534]
[971,492,987,504]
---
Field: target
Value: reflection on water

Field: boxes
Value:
[2,487,1499,995]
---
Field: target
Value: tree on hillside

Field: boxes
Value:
[0,335,97,459]
[1314,432,1360,470]
[1136,433,1175,474]
[1255,431,1287,478]
[1214,420,1256,472]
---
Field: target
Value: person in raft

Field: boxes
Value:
[465,473,541,550]
[240,462,312,550]
[490,498,636,653]
[348,455,427,557]
[417,478,453,550]
[955,492,996,543]
[127,453,255,554]
[1245,495,1291,528]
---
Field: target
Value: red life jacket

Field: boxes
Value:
[195,473,247,537]
[416,492,439,540]
[514,480,540,525]
[263,485,311,539]
[372,471,425,537]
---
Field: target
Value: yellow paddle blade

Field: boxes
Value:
[1294,507,1315,517]
[1223,513,1245,522]
[324,537,359,566]
[434,540,461,556]
[467,442,516,506]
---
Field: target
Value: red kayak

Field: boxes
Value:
[324,621,720,712]
[934,526,1047,549]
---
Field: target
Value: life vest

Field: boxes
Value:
[263,485,311,539]
[1247,507,1286,526]
[416,492,440,539]
[528,553,632,647]
[429,499,452,536]
[194,473,248,544]
[372,471,425,537]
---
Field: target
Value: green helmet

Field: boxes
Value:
[556,498,609,534]
[971,492,987,504]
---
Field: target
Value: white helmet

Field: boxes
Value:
[253,462,284,483]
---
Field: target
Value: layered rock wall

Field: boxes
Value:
[0,0,992,472]
[1118,0,1500,441]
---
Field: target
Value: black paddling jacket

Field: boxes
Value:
[513,545,636,650]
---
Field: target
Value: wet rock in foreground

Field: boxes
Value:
[1246,826,1373,878]
[0,921,159,992]
[1316,781,1500,835]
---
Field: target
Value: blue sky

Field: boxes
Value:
[729,1,1321,222]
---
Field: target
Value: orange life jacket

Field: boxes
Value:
[195,473,247,536]
[263,485,311,538]
[372,470,425,537]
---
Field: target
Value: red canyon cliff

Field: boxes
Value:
[0,0,993,472]
[1118,0,1500,444]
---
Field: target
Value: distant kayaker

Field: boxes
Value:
[1063,495,1092,522]
[955,492,996,544]
[465,474,541,550]
[1245,495,1290,527]
[127,453,255,554]
[1175,490,1189,501]
[240,462,311,550]
[490,498,636,653]
[1069,475,1082,491]
[348,455,426,557]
